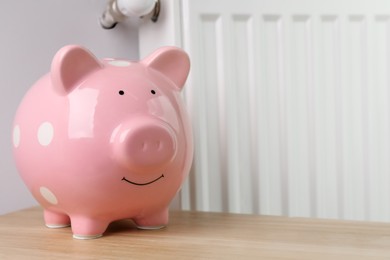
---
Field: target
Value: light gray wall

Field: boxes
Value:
[0,0,139,214]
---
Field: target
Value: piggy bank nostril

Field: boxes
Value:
[141,142,147,151]
[140,140,166,152]
[155,141,161,149]
[158,141,163,151]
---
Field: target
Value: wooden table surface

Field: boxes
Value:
[2,207,390,259]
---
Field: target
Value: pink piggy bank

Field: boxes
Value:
[12,45,193,239]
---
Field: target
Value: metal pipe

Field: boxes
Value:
[100,0,160,29]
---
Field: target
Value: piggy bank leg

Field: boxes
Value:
[133,208,169,230]
[44,209,70,228]
[70,216,110,240]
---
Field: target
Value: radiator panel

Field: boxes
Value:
[180,0,390,221]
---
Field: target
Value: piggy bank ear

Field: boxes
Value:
[51,45,103,95]
[142,47,190,90]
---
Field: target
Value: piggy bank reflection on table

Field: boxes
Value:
[12,45,193,239]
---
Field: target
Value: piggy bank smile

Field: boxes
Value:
[121,174,164,186]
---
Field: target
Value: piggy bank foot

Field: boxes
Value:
[73,234,103,240]
[70,217,109,240]
[44,209,71,228]
[134,209,169,230]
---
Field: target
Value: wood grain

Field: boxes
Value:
[1,207,390,259]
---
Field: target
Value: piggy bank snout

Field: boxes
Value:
[113,118,177,171]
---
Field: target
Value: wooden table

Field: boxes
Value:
[1,207,390,259]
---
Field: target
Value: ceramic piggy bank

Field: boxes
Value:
[12,45,193,239]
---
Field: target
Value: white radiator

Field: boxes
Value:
[140,0,390,222]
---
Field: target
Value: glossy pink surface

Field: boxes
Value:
[12,45,192,239]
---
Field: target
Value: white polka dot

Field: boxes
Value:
[13,125,21,148]
[108,60,131,67]
[40,187,58,205]
[38,122,54,146]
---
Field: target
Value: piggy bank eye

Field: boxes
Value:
[119,90,125,95]
[151,90,156,95]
